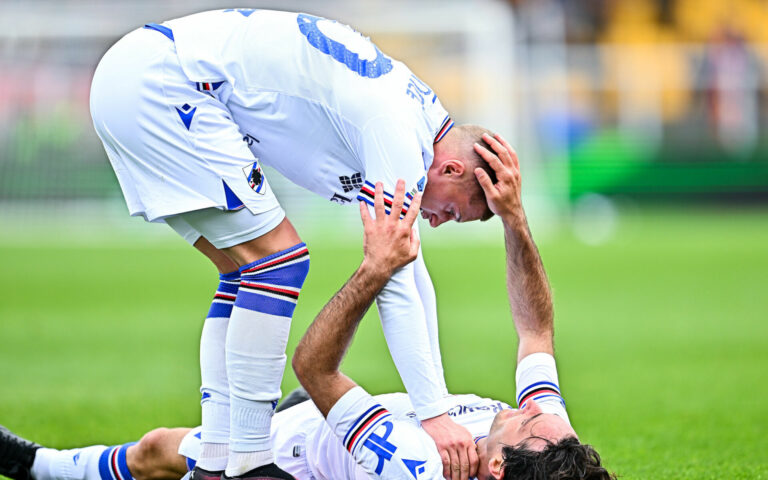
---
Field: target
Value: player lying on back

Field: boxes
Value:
[0,136,615,479]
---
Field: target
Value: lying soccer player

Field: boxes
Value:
[0,136,614,480]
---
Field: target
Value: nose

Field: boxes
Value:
[430,213,448,228]
[522,398,542,414]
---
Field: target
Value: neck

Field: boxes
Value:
[475,437,492,479]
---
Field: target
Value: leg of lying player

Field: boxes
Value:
[1,425,189,480]
[0,389,314,480]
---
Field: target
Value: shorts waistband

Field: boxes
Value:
[143,23,174,42]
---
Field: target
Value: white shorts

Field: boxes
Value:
[90,26,284,231]
[165,205,284,249]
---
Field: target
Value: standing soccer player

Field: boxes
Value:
[90,9,496,480]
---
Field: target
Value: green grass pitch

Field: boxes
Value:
[1,207,767,479]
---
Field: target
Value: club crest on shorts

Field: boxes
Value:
[242,161,266,195]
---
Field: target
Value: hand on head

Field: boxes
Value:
[473,133,524,223]
[359,179,421,277]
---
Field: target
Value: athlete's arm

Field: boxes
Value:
[473,133,554,362]
[292,180,422,417]
[360,117,477,480]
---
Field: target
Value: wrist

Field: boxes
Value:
[358,258,392,286]
[501,210,528,231]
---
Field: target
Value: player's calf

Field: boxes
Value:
[128,428,189,480]
[225,242,310,477]
[16,426,190,480]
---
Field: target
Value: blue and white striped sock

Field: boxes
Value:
[96,444,136,480]
[225,243,310,476]
[32,443,136,480]
[198,271,240,472]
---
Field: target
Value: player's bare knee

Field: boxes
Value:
[128,428,176,480]
[225,218,303,266]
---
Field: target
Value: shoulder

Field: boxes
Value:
[349,416,442,479]
[327,388,442,479]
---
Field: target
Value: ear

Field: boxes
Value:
[488,456,503,479]
[440,159,465,177]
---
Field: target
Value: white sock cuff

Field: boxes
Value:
[197,443,229,472]
[225,450,273,477]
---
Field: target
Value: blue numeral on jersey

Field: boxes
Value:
[363,421,397,475]
[297,13,393,78]
[406,74,436,108]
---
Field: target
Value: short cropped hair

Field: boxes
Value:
[499,436,616,480]
[451,124,498,221]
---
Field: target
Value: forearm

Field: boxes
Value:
[502,213,554,360]
[292,260,389,416]
[376,263,451,420]
[412,251,447,396]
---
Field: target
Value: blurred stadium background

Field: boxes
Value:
[1,0,767,478]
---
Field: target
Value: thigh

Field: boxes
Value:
[164,216,240,273]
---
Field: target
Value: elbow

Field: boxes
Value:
[292,344,309,384]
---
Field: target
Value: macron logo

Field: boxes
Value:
[402,458,426,478]
[175,103,197,130]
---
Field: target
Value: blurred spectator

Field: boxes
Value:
[704,28,758,156]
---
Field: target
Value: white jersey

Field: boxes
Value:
[165,9,451,209]
[167,9,454,419]
[91,9,453,419]
[179,354,569,480]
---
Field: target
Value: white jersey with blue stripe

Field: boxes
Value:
[179,354,569,480]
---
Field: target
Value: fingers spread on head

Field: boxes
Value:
[482,133,513,168]
[474,168,495,196]
[495,133,520,171]
[473,142,504,174]
[374,182,386,219]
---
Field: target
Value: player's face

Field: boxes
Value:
[420,173,487,227]
[484,399,578,472]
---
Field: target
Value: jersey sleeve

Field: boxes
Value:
[515,353,571,425]
[357,116,450,420]
[327,386,443,480]
[412,248,447,396]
